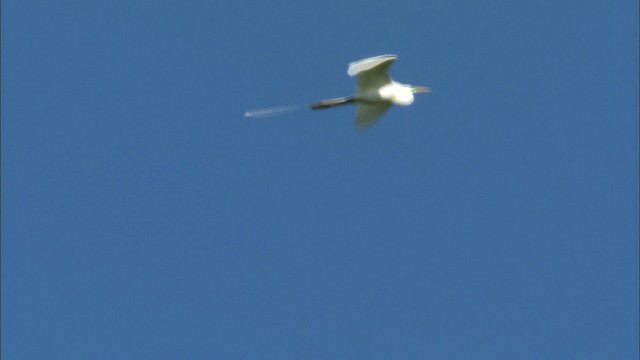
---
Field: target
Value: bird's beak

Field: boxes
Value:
[413,86,432,93]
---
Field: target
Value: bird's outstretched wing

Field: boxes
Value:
[348,55,397,94]
[355,102,392,130]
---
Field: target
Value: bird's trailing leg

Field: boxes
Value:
[311,97,355,110]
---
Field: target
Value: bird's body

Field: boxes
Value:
[311,54,430,130]
[378,81,416,105]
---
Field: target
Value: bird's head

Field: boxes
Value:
[410,85,432,94]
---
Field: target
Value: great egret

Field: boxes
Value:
[311,54,431,130]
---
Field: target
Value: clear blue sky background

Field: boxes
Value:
[2,1,638,359]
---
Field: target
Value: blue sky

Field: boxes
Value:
[2,1,638,359]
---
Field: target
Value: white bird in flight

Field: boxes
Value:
[311,54,431,130]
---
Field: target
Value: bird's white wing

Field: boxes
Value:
[355,102,392,130]
[347,54,398,76]
[348,55,397,94]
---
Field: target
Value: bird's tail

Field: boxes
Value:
[311,97,355,110]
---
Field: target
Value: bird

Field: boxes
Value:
[311,54,431,130]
